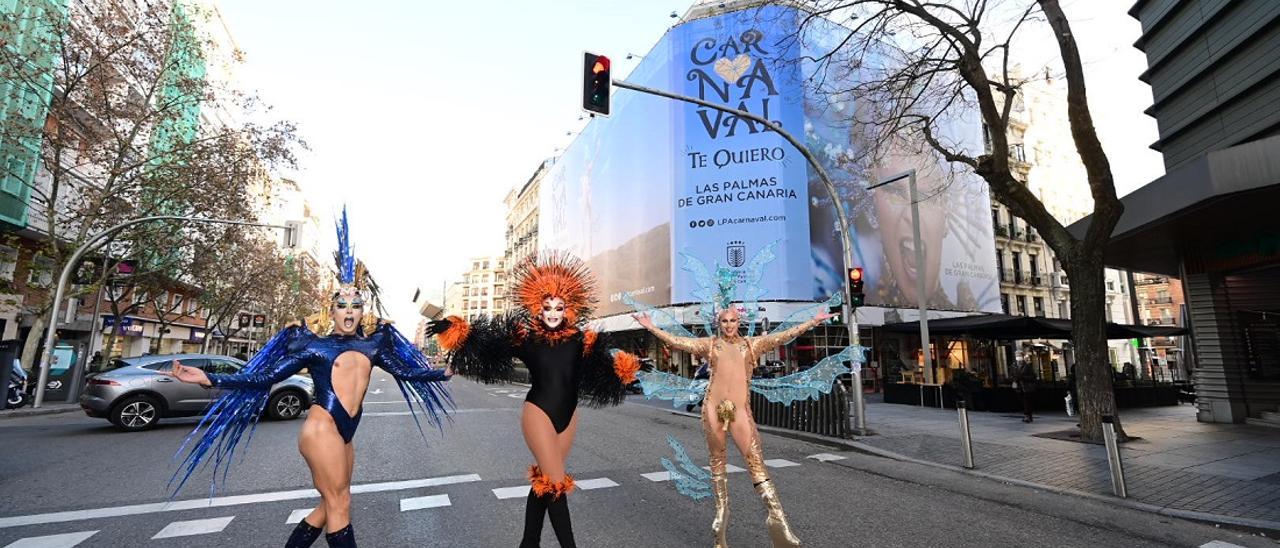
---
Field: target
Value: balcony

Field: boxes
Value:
[1146,318,1176,326]
[1135,276,1169,286]
[1028,273,1043,287]
[999,268,1014,283]
[1150,296,1174,304]
[994,225,1009,239]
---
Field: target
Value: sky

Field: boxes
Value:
[212,0,1163,327]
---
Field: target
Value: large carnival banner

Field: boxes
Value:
[540,5,1000,317]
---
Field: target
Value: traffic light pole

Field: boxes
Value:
[613,79,868,434]
[32,215,295,408]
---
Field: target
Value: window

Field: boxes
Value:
[1033,297,1044,317]
[157,291,170,308]
[1016,296,1027,316]
[2,157,27,196]
[172,294,184,311]
[1011,252,1022,283]
[1001,294,1009,315]
[0,245,17,281]
[996,252,1005,281]
[27,255,53,288]
[1029,255,1039,278]
[991,208,1000,230]
[1058,300,1069,318]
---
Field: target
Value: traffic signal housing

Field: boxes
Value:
[848,267,865,307]
[583,52,611,116]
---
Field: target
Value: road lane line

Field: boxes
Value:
[641,471,672,482]
[764,459,800,468]
[399,495,451,512]
[151,516,234,539]
[3,531,97,548]
[492,486,529,500]
[286,509,312,524]
[807,453,846,462]
[0,474,481,529]
[575,478,619,490]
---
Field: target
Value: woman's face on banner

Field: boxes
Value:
[873,166,947,305]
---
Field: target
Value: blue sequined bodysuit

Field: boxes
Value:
[206,323,448,443]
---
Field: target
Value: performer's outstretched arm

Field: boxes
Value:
[632,313,710,356]
[578,329,641,408]
[430,313,521,383]
[749,312,835,356]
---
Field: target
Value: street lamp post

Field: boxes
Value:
[866,170,935,385]
[32,215,295,408]
[612,79,868,434]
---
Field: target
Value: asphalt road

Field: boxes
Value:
[0,370,1272,547]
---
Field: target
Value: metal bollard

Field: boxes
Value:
[1101,415,1128,498]
[957,399,975,469]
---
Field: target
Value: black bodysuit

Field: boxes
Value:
[445,314,630,432]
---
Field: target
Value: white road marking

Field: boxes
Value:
[0,474,481,529]
[363,408,510,417]
[702,464,745,473]
[642,471,672,482]
[3,531,97,548]
[399,495,451,512]
[1200,542,1247,548]
[151,516,234,539]
[285,509,312,524]
[507,394,523,399]
[765,459,801,468]
[492,486,529,500]
[371,388,384,395]
[575,478,619,490]
[807,453,846,462]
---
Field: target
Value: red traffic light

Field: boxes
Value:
[848,267,863,282]
[592,56,610,74]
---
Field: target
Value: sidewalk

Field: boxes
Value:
[855,395,1280,529]
[0,402,81,419]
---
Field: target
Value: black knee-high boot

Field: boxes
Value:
[324,524,355,548]
[519,490,550,547]
[546,495,576,548]
[284,519,323,548]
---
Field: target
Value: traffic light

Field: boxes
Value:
[582,52,611,116]
[848,267,865,307]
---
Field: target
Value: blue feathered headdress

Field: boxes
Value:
[335,206,355,286]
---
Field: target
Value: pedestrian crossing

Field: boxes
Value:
[1,456,849,547]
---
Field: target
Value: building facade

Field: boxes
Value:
[503,158,550,309]
[456,257,507,323]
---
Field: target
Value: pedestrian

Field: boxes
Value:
[429,253,639,548]
[1013,354,1037,423]
[634,304,834,548]
[165,209,453,548]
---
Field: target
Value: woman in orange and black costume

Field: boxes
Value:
[427,254,639,548]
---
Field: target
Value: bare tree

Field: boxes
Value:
[781,0,1126,441]
[0,2,300,372]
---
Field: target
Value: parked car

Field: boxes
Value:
[80,353,314,432]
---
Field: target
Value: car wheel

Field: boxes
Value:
[110,395,161,432]
[267,390,305,421]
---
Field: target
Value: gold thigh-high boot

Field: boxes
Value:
[743,433,801,547]
[707,400,734,548]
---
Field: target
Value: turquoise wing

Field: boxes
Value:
[637,369,708,408]
[622,292,698,339]
[660,434,712,501]
[749,345,866,405]
[739,241,778,336]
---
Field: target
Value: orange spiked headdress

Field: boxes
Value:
[513,252,597,326]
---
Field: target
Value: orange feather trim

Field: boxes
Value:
[613,351,640,385]
[528,465,575,499]
[581,329,599,356]
[512,253,597,324]
[438,315,470,351]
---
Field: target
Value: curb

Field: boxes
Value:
[651,406,1280,534]
[0,405,82,419]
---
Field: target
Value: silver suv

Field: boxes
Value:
[80,353,314,432]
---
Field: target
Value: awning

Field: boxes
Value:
[879,313,1187,340]
[1067,135,1280,275]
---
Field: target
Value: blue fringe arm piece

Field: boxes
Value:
[621,292,698,339]
[749,345,867,405]
[168,326,313,497]
[767,292,843,344]
[637,368,708,409]
[661,434,712,501]
[373,323,454,437]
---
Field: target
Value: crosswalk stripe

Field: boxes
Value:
[1200,542,1246,548]
[492,486,530,500]
[286,509,312,525]
[3,531,97,548]
[575,478,619,490]
[642,471,672,482]
[703,464,746,473]
[807,453,846,462]
[151,516,235,539]
[0,473,481,530]
[765,459,800,468]
[400,495,451,512]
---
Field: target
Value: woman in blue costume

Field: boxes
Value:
[165,209,452,548]
[427,253,640,548]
